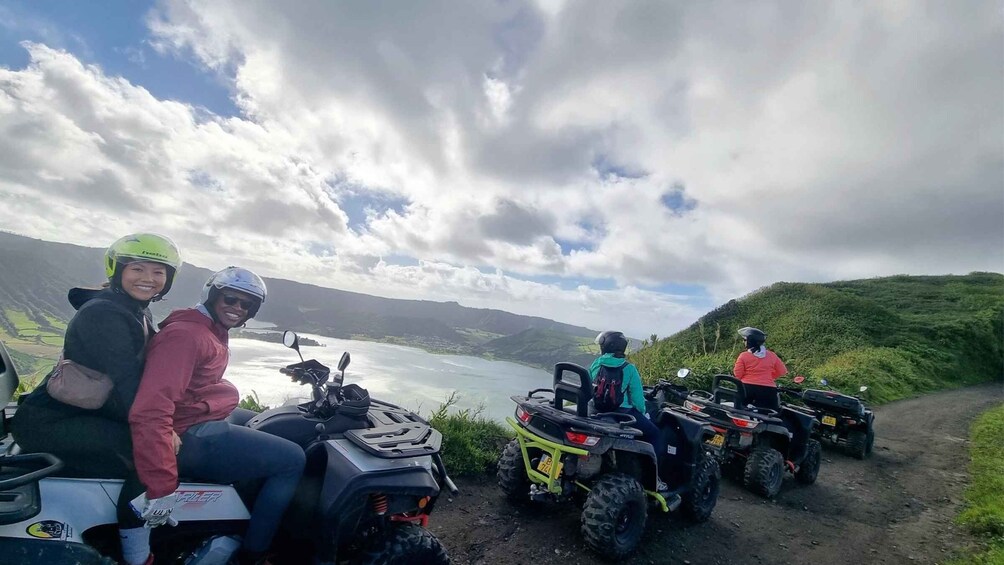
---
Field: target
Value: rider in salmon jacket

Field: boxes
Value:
[733,327,788,410]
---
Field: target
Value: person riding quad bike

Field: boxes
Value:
[652,370,822,499]
[497,361,721,560]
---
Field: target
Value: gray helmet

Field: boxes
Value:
[738,327,766,350]
[201,266,267,318]
[595,330,628,355]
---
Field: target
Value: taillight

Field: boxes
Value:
[516,406,532,423]
[566,432,601,447]
[731,416,758,429]
[847,420,856,425]
[684,400,702,412]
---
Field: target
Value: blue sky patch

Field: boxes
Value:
[337,192,410,232]
[521,273,618,291]
[0,0,238,117]
[660,184,698,215]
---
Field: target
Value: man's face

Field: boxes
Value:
[212,288,257,329]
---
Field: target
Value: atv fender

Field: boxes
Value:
[316,439,440,554]
[607,439,658,490]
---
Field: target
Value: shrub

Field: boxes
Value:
[428,392,513,477]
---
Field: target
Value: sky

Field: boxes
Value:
[0,0,1001,338]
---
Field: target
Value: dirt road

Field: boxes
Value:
[430,383,1003,565]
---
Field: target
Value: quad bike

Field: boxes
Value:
[497,362,721,560]
[653,370,821,499]
[0,332,456,564]
[796,379,875,460]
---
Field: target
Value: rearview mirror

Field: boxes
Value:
[337,352,351,372]
[859,385,868,392]
[676,368,690,379]
[793,375,805,384]
[282,331,299,349]
[820,379,829,386]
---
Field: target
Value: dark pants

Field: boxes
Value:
[177,420,306,553]
[744,384,780,411]
[11,406,145,528]
[617,407,665,461]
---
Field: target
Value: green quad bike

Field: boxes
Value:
[497,363,721,560]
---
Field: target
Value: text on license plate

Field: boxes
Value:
[705,434,725,447]
[822,415,837,426]
[537,454,563,476]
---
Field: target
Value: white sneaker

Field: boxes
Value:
[656,479,670,493]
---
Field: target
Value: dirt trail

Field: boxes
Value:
[430,383,1003,565]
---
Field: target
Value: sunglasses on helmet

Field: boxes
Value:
[220,294,257,310]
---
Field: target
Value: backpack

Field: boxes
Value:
[593,361,629,412]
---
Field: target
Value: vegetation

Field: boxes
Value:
[630,273,1004,404]
[238,390,271,413]
[949,405,1004,564]
[427,392,513,477]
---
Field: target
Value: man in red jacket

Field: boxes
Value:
[129,267,304,565]
[733,327,787,411]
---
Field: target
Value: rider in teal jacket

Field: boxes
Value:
[588,353,646,413]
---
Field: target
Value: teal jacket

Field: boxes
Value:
[588,353,646,413]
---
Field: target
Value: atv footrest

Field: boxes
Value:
[344,423,442,458]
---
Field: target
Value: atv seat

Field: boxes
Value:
[552,363,591,418]
[711,375,748,408]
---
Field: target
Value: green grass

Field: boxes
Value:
[630,273,1004,404]
[427,392,513,477]
[948,404,1004,564]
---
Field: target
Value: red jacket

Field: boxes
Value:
[733,348,787,387]
[129,308,238,498]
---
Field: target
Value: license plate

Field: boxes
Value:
[537,454,563,476]
[705,434,725,447]
[822,415,837,426]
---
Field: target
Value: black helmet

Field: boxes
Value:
[738,327,766,350]
[595,331,628,355]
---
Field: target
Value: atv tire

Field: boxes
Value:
[581,473,647,560]
[795,439,822,484]
[357,523,450,565]
[497,439,531,504]
[847,430,868,460]
[743,447,784,498]
[681,453,720,522]
[866,428,875,455]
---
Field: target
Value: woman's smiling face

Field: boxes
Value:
[212,288,258,329]
[119,261,167,302]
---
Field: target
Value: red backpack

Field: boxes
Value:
[593,361,628,412]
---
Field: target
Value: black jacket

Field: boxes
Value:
[20,287,153,421]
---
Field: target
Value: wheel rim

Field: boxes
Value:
[614,500,641,541]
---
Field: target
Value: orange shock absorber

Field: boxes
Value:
[370,494,389,515]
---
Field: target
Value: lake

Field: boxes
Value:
[226,332,554,423]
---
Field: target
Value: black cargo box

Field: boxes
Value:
[802,389,864,417]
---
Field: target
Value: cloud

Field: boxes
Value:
[0,1,1000,337]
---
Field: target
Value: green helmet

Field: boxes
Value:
[104,233,182,298]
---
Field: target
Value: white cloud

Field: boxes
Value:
[0,1,1001,338]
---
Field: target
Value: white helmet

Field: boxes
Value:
[201,266,267,317]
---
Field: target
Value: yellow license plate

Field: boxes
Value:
[537,454,563,476]
[705,434,725,447]
[822,415,837,426]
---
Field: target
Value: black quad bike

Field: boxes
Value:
[497,362,721,560]
[0,332,457,564]
[798,379,875,460]
[654,370,821,499]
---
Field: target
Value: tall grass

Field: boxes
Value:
[631,274,1004,404]
[428,392,513,477]
[948,404,1004,564]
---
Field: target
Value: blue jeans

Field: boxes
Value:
[177,420,306,553]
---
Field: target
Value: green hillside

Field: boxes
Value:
[476,328,598,369]
[630,273,1004,403]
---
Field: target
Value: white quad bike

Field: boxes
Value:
[0,332,456,564]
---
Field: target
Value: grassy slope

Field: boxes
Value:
[950,404,1004,564]
[630,273,1004,403]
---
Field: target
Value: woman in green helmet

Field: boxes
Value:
[12,233,182,565]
